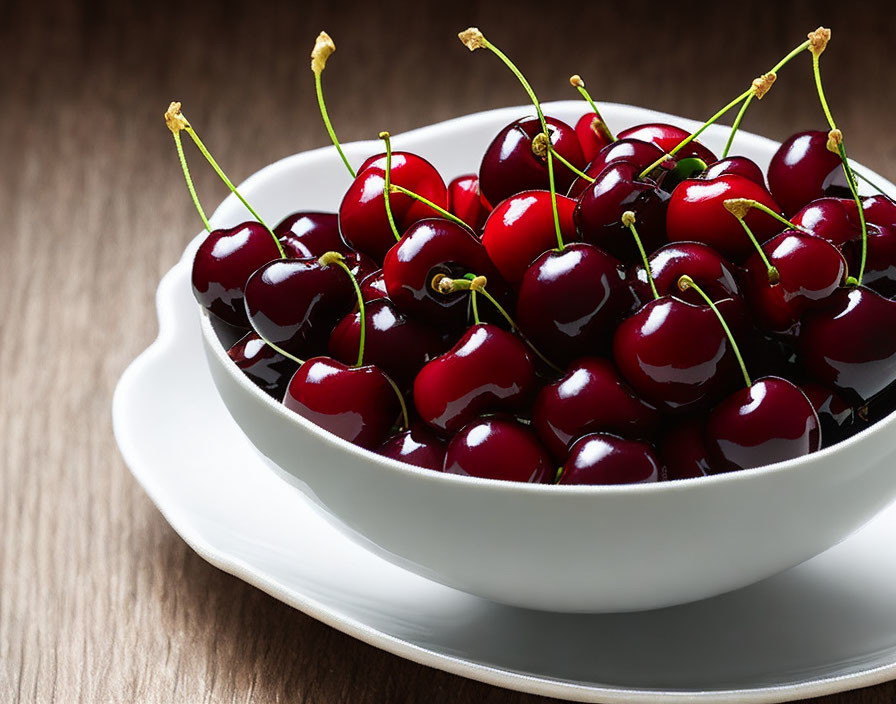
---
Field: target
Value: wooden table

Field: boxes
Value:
[3,1,895,701]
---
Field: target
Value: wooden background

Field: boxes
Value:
[2,0,895,701]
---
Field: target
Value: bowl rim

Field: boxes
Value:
[198,99,896,496]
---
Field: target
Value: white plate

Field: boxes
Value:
[113,231,896,704]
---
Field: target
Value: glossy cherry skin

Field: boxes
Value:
[864,195,896,229]
[443,417,553,483]
[191,222,283,327]
[797,286,896,403]
[274,211,348,258]
[574,112,614,164]
[383,218,498,325]
[414,324,535,435]
[243,258,354,359]
[666,174,782,262]
[481,190,578,283]
[532,357,660,461]
[613,297,744,414]
[328,298,446,390]
[616,123,718,164]
[228,332,299,399]
[659,418,714,480]
[790,197,859,247]
[861,225,896,298]
[478,116,585,206]
[701,157,765,186]
[359,268,389,302]
[800,382,857,447]
[376,422,447,471]
[767,130,849,216]
[742,231,847,333]
[568,138,667,198]
[283,357,401,450]
[558,433,661,485]
[574,162,668,264]
[447,174,492,233]
[517,243,632,363]
[630,241,741,307]
[706,376,821,473]
[339,152,448,262]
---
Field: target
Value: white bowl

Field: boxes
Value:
[197,101,896,613]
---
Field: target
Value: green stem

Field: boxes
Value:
[330,257,366,368]
[172,131,211,232]
[622,212,658,300]
[852,170,892,198]
[722,94,753,159]
[547,150,564,251]
[727,198,810,234]
[379,132,402,242]
[550,146,594,182]
[476,287,562,373]
[471,289,481,325]
[571,77,614,141]
[389,184,470,229]
[382,373,410,430]
[679,276,752,389]
[315,71,355,178]
[734,217,780,284]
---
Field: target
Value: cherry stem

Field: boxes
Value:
[678,275,752,389]
[311,32,355,178]
[321,251,365,368]
[549,145,594,183]
[547,150,564,251]
[554,465,564,484]
[389,184,470,229]
[379,132,402,242]
[382,373,410,429]
[622,211,658,300]
[470,288,481,325]
[721,95,753,159]
[569,75,614,141]
[171,130,211,232]
[723,205,780,284]
[723,198,810,234]
[853,170,892,198]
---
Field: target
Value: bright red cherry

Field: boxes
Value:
[192,222,283,328]
[478,116,585,206]
[228,332,298,399]
[666,174,782,262]
[414,324,535,434]
[274,211,349,258]
[574,112,614,164]
[447,174,492,233]
[616,122,718,164]
[339,152,448,262]
[376,422,447,471]
[443,417,553,483]
[767,130,849,216]
[706,376,821,472]
[790,197,859,247]
[567,138,667,198]
[800,382,858,447]
[658,417,714,480]
[557,433,661,485]
[283,356,401,450]
[701,157,766,186]
[532,357,659,461]
[630,241,741,307]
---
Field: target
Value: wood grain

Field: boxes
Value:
[2,0,895,701]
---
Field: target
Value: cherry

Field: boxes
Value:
[447,174,492,233]
[666,174,782,262]
[742,231,847,334]
[557,433,661,485]
[859,225,896,298]
[413,323,535,434]
[328,297,446,389]
[228,332,299,399]
[443,417,553,483]
[616,123,718,164]
[790,197,859,247]
[283,356,401,450]
[574,112,613,164]
[567,138,668,199]
[377,422,447,471]
[630,241,741,307]
[516,243,632,363]
[481,190,578,283]
[532,357,659,461]
[659,417,714,480]
[359,268,389,302]
[797,286,896,403]
[767,130,849,216]
[701,157,766,186]
[706,376,821,472]
[863,195,896,229]
[800,381,858,447]
[274,211,349,258]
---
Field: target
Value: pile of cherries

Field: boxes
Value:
[172,26,896,485]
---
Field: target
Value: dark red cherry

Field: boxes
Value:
[797,286,896,403]
[228,332,299,399]
[790,197,860,247]
[339,151,448,262]
[328,298,446,389]
[414,324,535,434]
[376,422,447,471]
[861,225,896,298]
[243,258,354,358]
[478,116,585,206]
[863,195,896,229]
[613,297,744,413]
[443,417,552,483]
[574,162,668,264]
[447,174,492,233]
[659,417,714,480]
[359,268,389,302]
[558,433,661,485]
[800,382,858,447]
[742,231,847,334]
[192,222,283,327]
[383,218,498,325]
[481,190,578,283]
[767,130,849,216]
[283,357,401,450]
[702,157,765,186]
[274,211,349,258]
[517,243,632,363]
[630,241,741,307]
[532,357,659,461]
[666,174,782,262]
[616,122,718,164]
[706,376,821,472]
[567,138,667,198]
[574,112,614,164]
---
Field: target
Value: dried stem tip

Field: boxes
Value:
[677,275,694,293]
[723,198,753,220]
[458,27,486,51]
[470,275,488,292]
[808,27,831,57]
[531,132,549,157]
[569,74,584,88]
[751,72,776,100]
[827,128,843,153]
[311,31,336,74]
[621,210,636,227]
[378,130,390,140]
[164,101,189,133]
[318,250,345,268]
